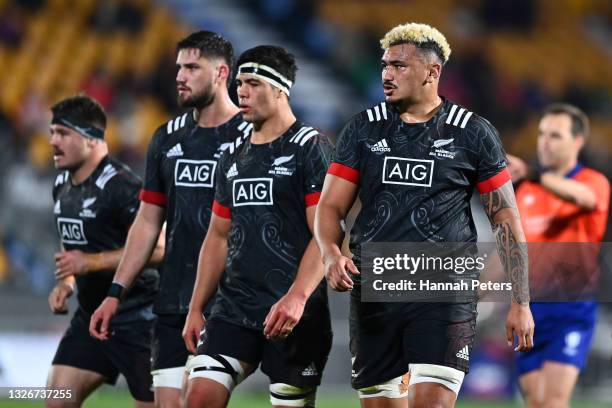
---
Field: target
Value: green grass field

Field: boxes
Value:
[1,389,610,408]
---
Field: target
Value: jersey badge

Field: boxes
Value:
[79,197,97,218]
[268,155,295,176]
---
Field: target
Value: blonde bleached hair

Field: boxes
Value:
[380,23,451,65]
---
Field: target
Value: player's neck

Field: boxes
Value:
[70,149,107,185]
[550,158,579,177]
[250,108,296,144]
[397,94,443,124]
[193,92,239,128]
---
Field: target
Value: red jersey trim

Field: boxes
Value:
[476,168,511,194]
[212,200,231,219]
[328,162,360,184]
[305,192,321,207]
[139,189,167,206]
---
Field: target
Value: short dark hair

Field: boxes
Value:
[176,30,234,72]
[543,103,589,139]
[51,94,107,129]
[390,40,445,65]
[236,45,298,85]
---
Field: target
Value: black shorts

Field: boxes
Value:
[151,313,190,370]
[52,308,154,401]
[349,290,477,390]
[196,317,332,388]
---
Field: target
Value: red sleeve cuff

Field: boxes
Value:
[476,168,511,193]
[305,192,321,207]
[328,162,359,184]
[212,200,231,219]
[139,189,167,206]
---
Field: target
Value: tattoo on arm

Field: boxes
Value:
[481,181,530,304]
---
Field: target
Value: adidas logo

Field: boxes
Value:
[371,139,391,152]
[167,143,184,158]
[301,362,318,377]
[226,163,238,178]
[456,345,469,361]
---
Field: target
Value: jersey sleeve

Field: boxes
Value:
[139,127,167,206]
[582,171,611,214]
[328,118,361,184]
[302,133,333,207]
[472,116,511,193]
[111,173,141,228]
[212,156,231,219]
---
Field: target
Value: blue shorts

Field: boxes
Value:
[515,302,596,376]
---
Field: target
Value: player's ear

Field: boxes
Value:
[426,62,441,83]
[574,134,586,151]
[216,63,230,84]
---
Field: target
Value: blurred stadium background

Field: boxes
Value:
[0,0,610,406]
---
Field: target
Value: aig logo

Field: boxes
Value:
[382,157,434,187]
[57,217,88,245]
[174,159,216,188]
[233,178,273,207]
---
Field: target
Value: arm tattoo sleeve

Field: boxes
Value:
[481,181,530,304]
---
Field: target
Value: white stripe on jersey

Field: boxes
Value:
[291,126,312,143]
[446,105,458,124]
[95,164,118,189]
[460,111,473,129]
[452,108,466,127]
[242,123,253,138]
[366,109,374,122]
[166,114,188,134]
[295,129,317,145]
[299,130,318,146]
[366,103,389,122]
[446,104,474,128]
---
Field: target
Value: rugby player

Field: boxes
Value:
[315,23,534,408]
[89,31,250,407]
[509,104,610,408]
[182,45,333,408]
[47,94,163,407]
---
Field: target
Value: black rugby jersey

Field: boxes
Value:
[211,121,332,330]
[53,156,158,323]
[140,111,250,314]
[330,98,510,263]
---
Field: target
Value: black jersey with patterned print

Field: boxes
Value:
[329,98,510,270]
[53,155,158,323]
[211,121,333,330]
[140,110,251,314]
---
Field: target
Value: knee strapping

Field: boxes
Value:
[269,383,316,407]
[357,374,409,399]
[188,354,245,391]
[408,363,465,395]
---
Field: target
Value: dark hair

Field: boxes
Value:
[51,94,107,129]
[236,45,298,85]
[543,103,589,139]
[390,39,445,65]
[176,30,234,72]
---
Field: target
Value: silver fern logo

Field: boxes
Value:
[430,138,456,159]
[433,138,454,148]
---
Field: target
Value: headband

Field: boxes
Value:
[237,62,293,96]
[51,116,105,140]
